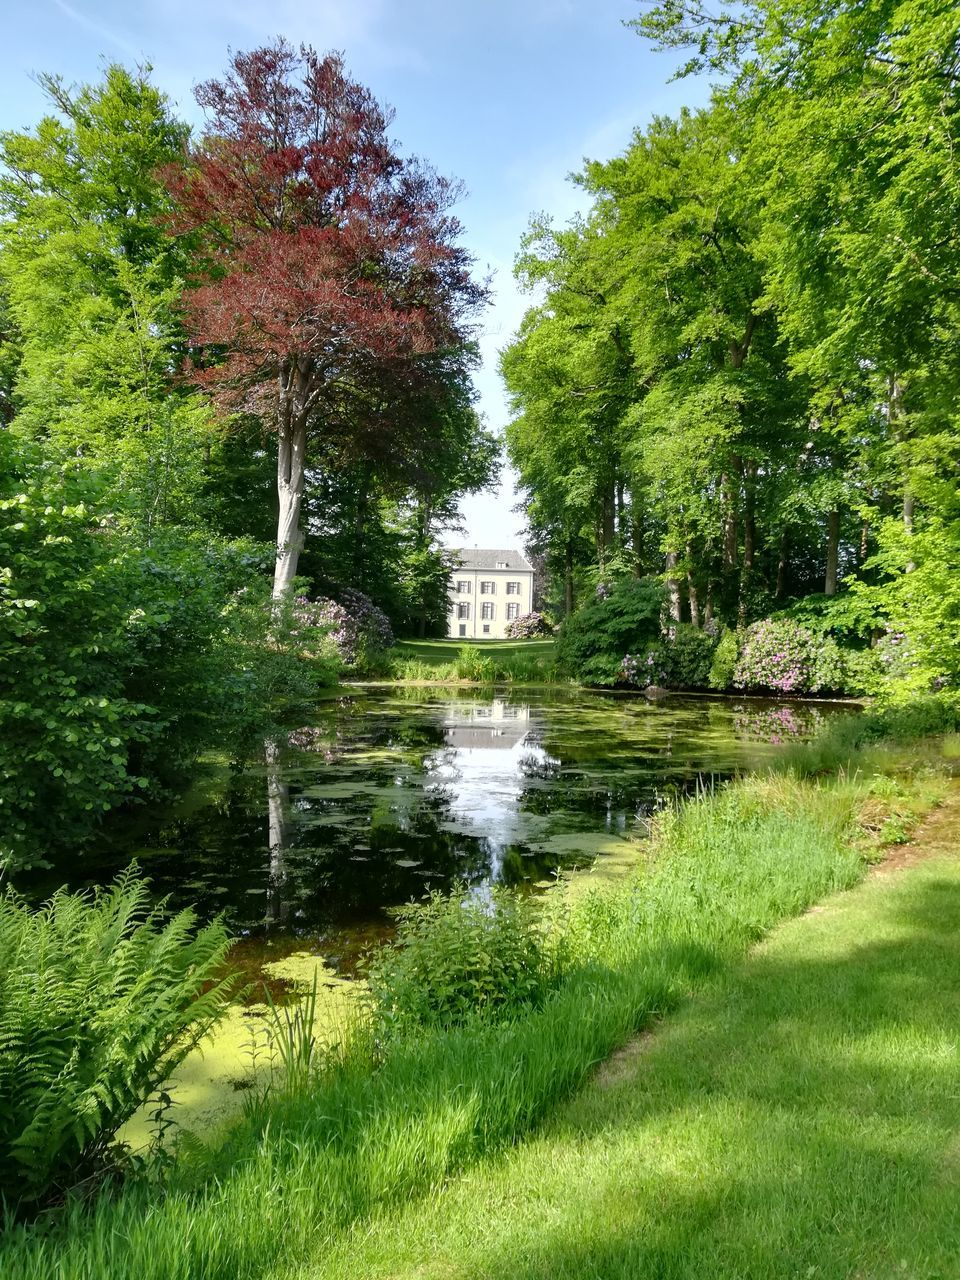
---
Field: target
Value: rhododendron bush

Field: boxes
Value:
[504,611,552,639]
[292,589,394,670]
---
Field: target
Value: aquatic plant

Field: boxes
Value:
[364,887,564,1034]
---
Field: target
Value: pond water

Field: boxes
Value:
[30,687,848,986]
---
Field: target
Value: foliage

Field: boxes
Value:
[0,440,324,874]
[734,618,820,695]
[0,65,212,528]
[0,870,235,1209]
[555,577,664,683]
[364,887,564,1034]
[661,623,716,689]
[502,0,960,703]
[165,40,487,598]
[504,611,552,639]
[291,590,393,674]
[708,628,739,691]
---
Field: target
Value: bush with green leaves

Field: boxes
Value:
[0,870,235,1210]
[663,623,716,688]
[364,887,565,1034]
[556,577,664,684]
[708,628,739,691]
[0,443,329,874]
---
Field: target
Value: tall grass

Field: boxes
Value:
[782,696,960,777]
[386,642,560,684]
[0,773,880,1280]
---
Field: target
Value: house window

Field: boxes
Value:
[496,561,508,568]
[481,602,495,620]
[506,581,521,595]
[506,603,520,620]
[457,602,470,620]
[480,580,496,594]
[482,624,490,634]
[455,580,470,593]
[459,624,467,637]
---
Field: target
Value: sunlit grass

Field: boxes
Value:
[307,794,960,1280]
[385,638,560,683]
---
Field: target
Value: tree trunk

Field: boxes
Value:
[775,531,788,599]
[721,468,738,573]
[687,574,700,628]
[564,538,575,617]
[704,583,714,629]
[273,361,310,600]
[824,508,840,595]
[858,520,870,568]
[631,503,644,576]
[889,375,915,571]
[665,549,681,628]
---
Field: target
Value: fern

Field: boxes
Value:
[0,867,236,1209]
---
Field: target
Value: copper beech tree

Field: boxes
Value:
[165,40,486,597]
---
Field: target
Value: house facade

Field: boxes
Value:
[447,549,535,640]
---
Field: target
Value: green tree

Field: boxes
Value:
[0,65,213,526]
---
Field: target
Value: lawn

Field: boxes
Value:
[307,790,960,1280]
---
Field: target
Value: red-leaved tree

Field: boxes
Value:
[165,40,486,597]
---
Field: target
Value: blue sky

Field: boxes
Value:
[2,0,709,550]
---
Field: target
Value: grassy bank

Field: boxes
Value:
[308,788,960,1280]
[2,726,952,1279]
[385,637,559,683]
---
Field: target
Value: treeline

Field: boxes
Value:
[503,0,959,696]
[0,46,490,870]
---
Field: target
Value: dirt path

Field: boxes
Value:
[871,778,960,874]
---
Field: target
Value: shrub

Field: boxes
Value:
[291,589,394,673]
[0,870,235,1209]
[504,611,552,639]
[663,623,716,688]
[809,635,846,694]
[708,628,739,691]
[556,577,664,684]
[364,887,564,1034]
[734,618,819,694]
[0,442,319,874]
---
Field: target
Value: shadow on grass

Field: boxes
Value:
[437,870,960,1280]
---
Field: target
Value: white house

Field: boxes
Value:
[447,549,535,640]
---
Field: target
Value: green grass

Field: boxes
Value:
[306,791,960,1280]
[384,638,559,683]
[2,763,943,1280]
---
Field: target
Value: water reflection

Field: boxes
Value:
[25,689,850,976]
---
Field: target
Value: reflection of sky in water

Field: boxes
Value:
[424,700,557,880]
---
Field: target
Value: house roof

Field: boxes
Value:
[453,548,534,572]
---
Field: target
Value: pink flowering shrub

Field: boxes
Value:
[734,619,818,694]
[504,611,552,639]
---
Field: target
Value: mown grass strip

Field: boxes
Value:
[306,792,960,1280]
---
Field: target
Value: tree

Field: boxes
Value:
[165,40,486,599]
[0,65,210,527]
